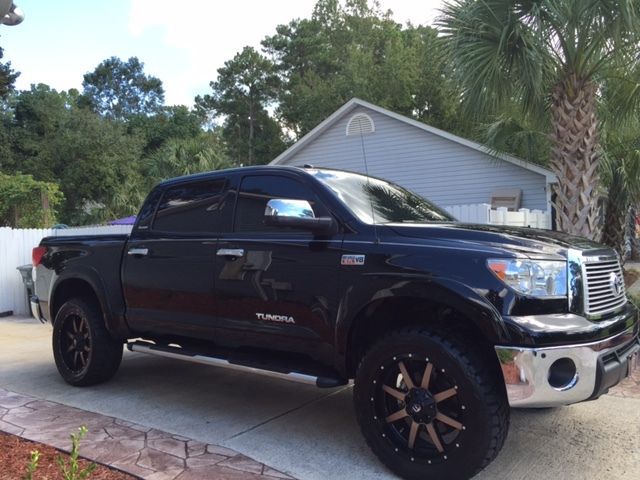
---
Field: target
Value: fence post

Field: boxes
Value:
[497,207,508,225]
[480,204,491,223]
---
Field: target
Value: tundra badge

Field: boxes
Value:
[256,313,295,324]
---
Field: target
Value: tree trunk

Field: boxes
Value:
[549,76,601,240]
[248,94,254,165]
[626,205,639,261]
[41,189,50,227]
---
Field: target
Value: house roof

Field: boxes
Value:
[270,98,557,183]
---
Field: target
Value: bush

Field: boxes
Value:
[0,173,63,228]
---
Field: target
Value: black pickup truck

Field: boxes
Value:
[31,166,639,480]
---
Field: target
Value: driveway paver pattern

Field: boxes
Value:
[0,387,294,480]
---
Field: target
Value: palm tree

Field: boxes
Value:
[600,128,640,257]
[438,1,640,240]
[143,133,234,189]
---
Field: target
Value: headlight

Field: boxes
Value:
[487,259,567,297]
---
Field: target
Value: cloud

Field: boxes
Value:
[128,0,317,105]
[128,0,444,106]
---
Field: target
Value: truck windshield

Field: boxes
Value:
[311,170,455,224]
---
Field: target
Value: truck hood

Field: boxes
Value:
[385,222,606,259]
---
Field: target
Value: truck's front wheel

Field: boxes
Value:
[52,297,123,386]
[353,328,509,480]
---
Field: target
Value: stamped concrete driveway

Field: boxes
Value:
[1,315,639,480]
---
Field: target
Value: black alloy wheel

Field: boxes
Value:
[374,354,464,461]
[59,313,92,373]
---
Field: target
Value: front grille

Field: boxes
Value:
[583,257,627,316]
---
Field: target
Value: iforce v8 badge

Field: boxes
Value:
[341,254,365,266]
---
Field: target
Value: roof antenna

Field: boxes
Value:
[357,127,379,243]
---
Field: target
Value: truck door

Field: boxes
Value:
[122,177,232,340]
[213,173,342,360]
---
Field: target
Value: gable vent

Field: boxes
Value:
[346,113,375,136]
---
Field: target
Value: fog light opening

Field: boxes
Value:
[548,357,578,391]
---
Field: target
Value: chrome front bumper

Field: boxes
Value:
[496,325,639,408]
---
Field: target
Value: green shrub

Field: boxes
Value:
[23,449,40,480]
[0,172,63,228]
[55,425,96,480]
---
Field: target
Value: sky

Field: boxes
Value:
[1,0,445,107]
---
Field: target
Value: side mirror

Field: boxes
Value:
[264,199,336,234]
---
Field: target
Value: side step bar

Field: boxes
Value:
[127,342,347,388]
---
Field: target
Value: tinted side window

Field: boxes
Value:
[235,175,325,233]
[135,188,162,231]
[153,179,228,234]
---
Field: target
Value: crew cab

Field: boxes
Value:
[31,166,639,480]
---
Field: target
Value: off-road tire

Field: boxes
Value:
[52,297,123,386]
[353,327,509,480]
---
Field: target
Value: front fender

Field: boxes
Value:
[335,274,510,358]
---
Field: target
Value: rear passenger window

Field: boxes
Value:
[234,175,326,233]
[153,179,228,234]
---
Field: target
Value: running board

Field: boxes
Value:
[127,342,347,388]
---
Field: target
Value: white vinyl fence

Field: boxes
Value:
[0,225,132,316]
[444,204,552,230]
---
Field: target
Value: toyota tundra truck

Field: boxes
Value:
[30,166,639,480]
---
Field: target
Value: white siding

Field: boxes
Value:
[280,106,550,211]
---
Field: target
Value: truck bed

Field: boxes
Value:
[36,234,129,325]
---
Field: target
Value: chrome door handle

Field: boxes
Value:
[216,248,244,258]
[127,248,149,256]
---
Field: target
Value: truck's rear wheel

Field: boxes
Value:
[354,327,509,480]
[52,297,123,386]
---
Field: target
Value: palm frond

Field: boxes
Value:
[482,113,550,163]
[438,0,554,118]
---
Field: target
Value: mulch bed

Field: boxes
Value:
[0,432,135,480]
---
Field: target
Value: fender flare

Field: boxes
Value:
[336,276,510,359]
[49,266,130,338]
